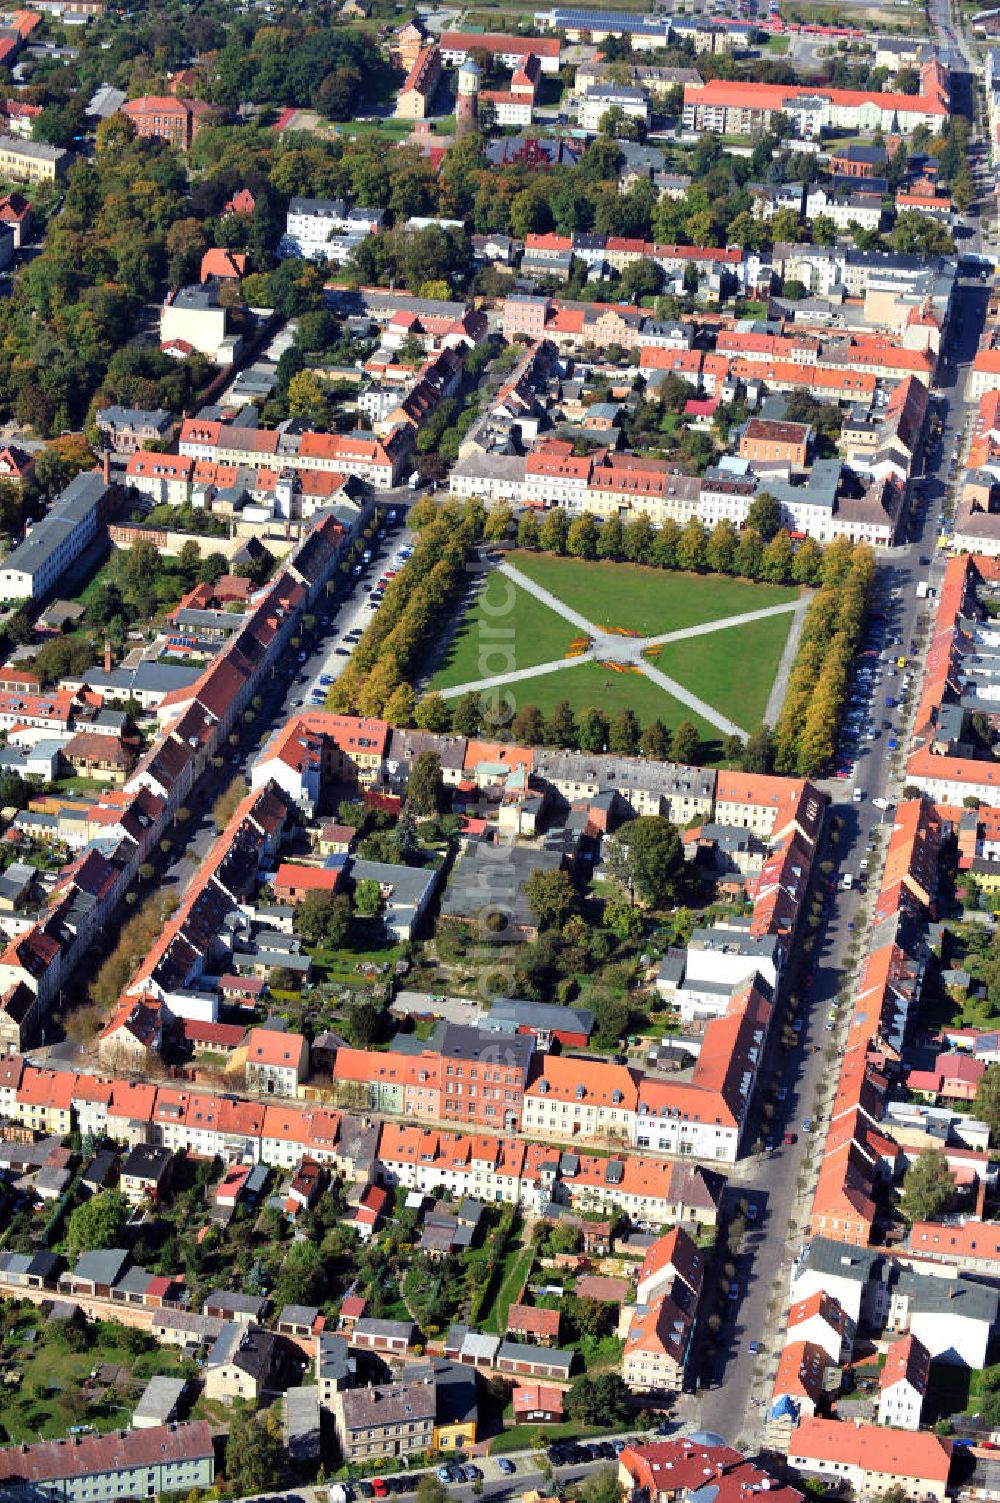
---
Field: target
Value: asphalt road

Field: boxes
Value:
[239,1445,637,1503]
[74,512,418,986]
[685,204,992,1441]
[291,522,416,709]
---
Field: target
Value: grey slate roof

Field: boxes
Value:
[67,1248,130,1287]
[484,998,595,1038]
[497,1340,574,1374]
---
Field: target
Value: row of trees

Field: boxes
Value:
[507,505,824,589]
[773,540,875,776]
[328,497,486,720]
[414,689,717,766]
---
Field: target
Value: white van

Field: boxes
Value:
[842,872,854,890]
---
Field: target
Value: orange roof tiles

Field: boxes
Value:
[729,358,877,396]
[246,1027,306,1068]
[440,29,560,56]
[772,1340,830,1404]
[880,1333,930,1393]
[787,1290,850,1336]
[788,1418,952,1483]
[637,1226,704,1295]
[908,1217,1000,1263]
[526,1055,638,1109]
[683,77,947,116]
[463,740,534,774]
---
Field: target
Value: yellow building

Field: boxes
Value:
[396,43,442,120]
[0,134,69,184]
[431,1361,478,1451]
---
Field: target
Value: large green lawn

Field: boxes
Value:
[430,575,576,690]
[509,553,798,636]
[496,660,726,763]
[653,611,794,732]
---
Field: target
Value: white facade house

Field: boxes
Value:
[0,471,113,603]
[579,85,649,132]
[161,284,240,365]
[891,1276,998,1369]
[125,452,193,506]
[789,1239,885,1329]
[878,1335,928,1431]
[804,186,884,232]
[633,1090,740,1162]
[244,1028,308,1099]
[280,197,382,263]
[656,924,779,1025]
[482,94,533,126]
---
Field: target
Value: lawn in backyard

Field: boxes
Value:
[430,575,576,691]
[493,660,725,762]
[509,552,799,636]
[652,610,795,732]
[479,1245,534,1335]
[0,1312,191,1444]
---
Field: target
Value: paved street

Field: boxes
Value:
[685,265,992,1456]
[234,1441,640,1503]
[42,509,418,1029]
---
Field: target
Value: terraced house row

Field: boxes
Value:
[332,978,775,1163]
[808,795,944,1248]
[0,1056,723,1228]
[0,513,351,1051]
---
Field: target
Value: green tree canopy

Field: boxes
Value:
[899,1149,954,1224]
[68,1191,128,1254]
[525,868,579,930]
[225,1409,284,1497]
[407,751,443,815]
[604,815,683,907]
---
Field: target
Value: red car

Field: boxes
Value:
[373,1482,388,1498]
[783,1131,796,1145]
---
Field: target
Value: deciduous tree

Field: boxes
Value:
[525,868,578,930]
[225,1409,283,1497]
[609,707,640,756]
[415,692,452,732]
[604,815,683,907]
[68,1192,128,1254]
[670,720,700,765]
[899,1149,954,1223]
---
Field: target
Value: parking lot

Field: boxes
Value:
[246,1433,646,1503]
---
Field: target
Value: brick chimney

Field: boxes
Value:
[104,637,112,674]
[102,449,111,485]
